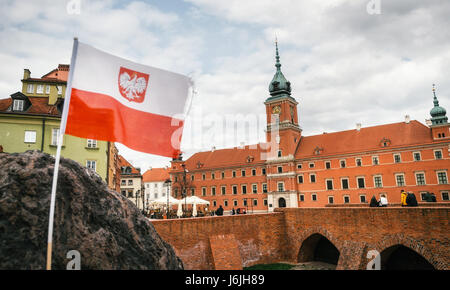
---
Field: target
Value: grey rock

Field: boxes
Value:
[0,150,183,270]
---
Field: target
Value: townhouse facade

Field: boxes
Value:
[142,167,170,204]
[169,43,450,213]
[118,155,144,210]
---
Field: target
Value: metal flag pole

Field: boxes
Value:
[46,37,79,270]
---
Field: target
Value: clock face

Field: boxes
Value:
[272,105,281,114]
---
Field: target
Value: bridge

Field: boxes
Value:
[151,206,449,270]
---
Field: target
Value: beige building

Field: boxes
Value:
[119,155,143,210]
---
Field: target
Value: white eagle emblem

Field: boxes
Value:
[119,72,147,101]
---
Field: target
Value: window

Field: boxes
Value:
[437,171,448,184]
[232,171,236,178]
[356,158,362,167]
[298,175,304,184]
[191,175,194,181]
[128,180,133,185]
[191,189,195,196]
[360,195,366,203]
[262,168,266,175]
[264,199,268,206]
[277,166,283,173]
[394,154,401,163]
[252,184,258,194]
[121,190,126,196]
[121,180,126,186]
[221,186,226,195]
[211,173,215,180]
[413,152,421,161]
[241,170,246,177]
[36,84,44,94]
[233,200,238,207]
[434,150,443,160]
[340,160,346,168]
[372,156,379,165]
[253,199,258,206]
[243,199,248,206]
[51,128,60,146]
[325,161,331,169]
[57,85,63,95]
[326,179,333,190]
[211,187,216,196]
[242,185,247,194]
[87,139,97,148]
[299,194,305,202]
[442,192,449,201]
[13,99,24,111]
[415,173,426,185]
[252,169,256,176]
[396,174,405,187]
[341,178,349,189]
[27,84,34,93]
[420,192,428,201]
[213,200,217,207]
[328,196,334,204]
[343,195,350,204]
[297,164,302,169]
[224,200,229,207]
[232,185,238,195]
[202,187,207,196]
[24,130,36,143]
[374,176,383,188]
[221,171,225,179]
[309,162,315,168]
[46,85,50,94]
[202,174,206,180]
[357,177,365,189]
[86,160,97,171]
[311,193,317,201]
[277,182,284,192]
[278,150,282,157]
[310,174,316,183]
[262,183,268,193]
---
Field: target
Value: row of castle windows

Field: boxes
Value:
[26,84,63,95]
[297,171,448,188]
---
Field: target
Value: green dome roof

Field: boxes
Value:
[430,85,448,126]
[430,105,446,117]
[268,42,291,96]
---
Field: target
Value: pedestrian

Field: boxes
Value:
[400,189,407,207]
[231,208,236,215]
[369,195,379,207]
[430,192,437,202]
[406,192,418,207]
[379,194,388,207]
[215,205,224,216]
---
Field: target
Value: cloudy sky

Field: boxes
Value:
[1,0,449,172]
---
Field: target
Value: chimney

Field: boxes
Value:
[23,69,31,80]
[405,115,410,124]
[425,119,432,126]
[212,146,216,152]
[356,123,362,131]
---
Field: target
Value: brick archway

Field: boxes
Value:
[370,234,443,270]
[294,227,343,265]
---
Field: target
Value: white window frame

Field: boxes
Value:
[211,186,216,196]
[310,173,316,183]
[202,187,207,196]
[434,149,443,160]
[341,178,349,190]
[24,130,36,143]
[36,84,44,94]
[437,171,448,185]
[413,151,421,161]
[45,85,51,94]
[343,195,350,204]
[372,156,379,165]
[299,194,305,202]
[359,194,367,203]
[309,162,315,168]
[355,158,362,167]
[262,183,268,193]
[340,159,346,168]
[57,85,63,95]
[277,182,285,192]
[395,173,405,187]
[415,172,426,186]
[325,161,331,169]
[311,193,317,202]
[357,176,366,189]
[374,175,383,188]
[442,191,449,201]
[393,153,401,163]
[13,99,24,111]
[51,128,60,146]
[241,184,247,194]
[87,139,97,148]
[26,84,34,93]
[328,196,334,204]
[252,183,258,194]
[298,174,304,184]
[221,186,226,195]
[326,179,334,190]
[86,160,97,171]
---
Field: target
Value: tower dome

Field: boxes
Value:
[268,41,291,98]
[430,84,448,125]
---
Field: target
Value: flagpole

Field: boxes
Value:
[46,37,79,270]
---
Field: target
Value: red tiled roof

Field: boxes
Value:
[295,120,434,158]
[118,155,141,175]
[0,96,62,117]
[0,98,11,111]
[143,168,170,182]
[184,145,267,170]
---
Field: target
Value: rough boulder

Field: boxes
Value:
[0,151,183,270]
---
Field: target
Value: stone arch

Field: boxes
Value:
[370,234,443,270]
[296,227,343,267]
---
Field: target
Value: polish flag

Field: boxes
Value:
[61,40,192,158]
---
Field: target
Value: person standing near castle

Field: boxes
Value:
[401,190,407,206]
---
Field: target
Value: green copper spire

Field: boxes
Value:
[268,40,292,100]
[430,84,448,125]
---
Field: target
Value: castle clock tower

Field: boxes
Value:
[265,41,302,158]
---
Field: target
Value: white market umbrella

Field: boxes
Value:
[177,200,183,218]
[183,196,210,205]
[152,195,180,205]
[192,203,197,217]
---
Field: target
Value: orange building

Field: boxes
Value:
[170,44,450,213]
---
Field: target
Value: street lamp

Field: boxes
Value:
[181,164,188,218]
[164,178,172,219]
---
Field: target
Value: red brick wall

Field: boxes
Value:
[151,207,450,270]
